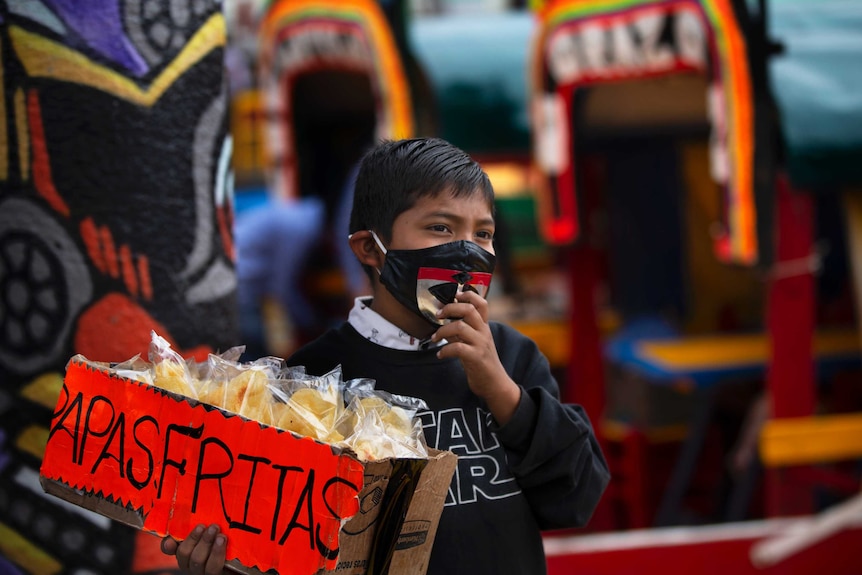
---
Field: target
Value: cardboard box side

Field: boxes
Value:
[40,475,145,530]
[316,458,393,575]
[386,450,458,575]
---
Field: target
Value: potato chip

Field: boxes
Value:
[294,388,338,425]
[382,406,413,438]
[357,397,412,438]
[272,387,348,442]
[220,368,272,423]
[276,400,322,438]
[352,435,393,462]
[197,381,225,409]
[238,369,274,425]
[153,361,198,399]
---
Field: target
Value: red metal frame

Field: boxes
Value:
[545,521,862,575]
[765,175,817,516]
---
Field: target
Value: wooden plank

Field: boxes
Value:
[842,190,862,352]
[510,319,570,368]
[759,413,862,467]
[632,328,859,377]
[0,522,61,575]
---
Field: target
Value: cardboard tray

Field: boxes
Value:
[39,357,457,575]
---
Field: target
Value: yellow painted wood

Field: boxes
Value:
[20,372,63,409]
[759,413,862,467]
[510,319,570,368]
[636,329,860,373]
[15,425,50,460]
[601,419,688,443]
[0,522,61,575]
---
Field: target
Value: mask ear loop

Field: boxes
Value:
[348,231,387,275]
[369,230,387,275]
[369,230,388,254]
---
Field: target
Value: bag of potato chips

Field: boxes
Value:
[121,333,432,461]
[148,332,200,399]
[341,388,429,461]
[111,354,153,385]
[269,366,346,443]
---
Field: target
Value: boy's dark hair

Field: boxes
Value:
[349,138,495,243]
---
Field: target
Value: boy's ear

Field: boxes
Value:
[349,230,383,269]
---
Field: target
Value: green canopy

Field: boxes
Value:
[409,11,534,155]
[769,0,862,188]
[409,1,862,188]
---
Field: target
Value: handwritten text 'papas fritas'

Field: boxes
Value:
[41,361,364,574]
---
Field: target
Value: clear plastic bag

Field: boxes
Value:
[148,332,200,399]
[340,389,429,461]
[87,333,432,461]
[111,354,153,385]
[269,366,346,443]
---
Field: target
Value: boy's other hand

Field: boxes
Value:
[431,290,521,425]
[161,524,228,575]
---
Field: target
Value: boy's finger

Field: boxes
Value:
[438,301,480,323]
[438,308,484,336]
[204,534,228,575]
[434,316,469,344]
[455,290,489,320]
[176,524,205,573]
[436,340,464,361]
[161,536,179,556]
[189,524,220,575]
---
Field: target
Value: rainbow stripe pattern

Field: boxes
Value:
[259,0,413,141]
[532,0,757,265]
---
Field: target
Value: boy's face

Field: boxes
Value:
[361,187,496,337]
[388,189,496,255]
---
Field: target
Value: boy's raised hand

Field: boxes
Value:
[431,290,521,425]
[161,524,228,575]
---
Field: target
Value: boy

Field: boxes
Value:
[163,138,609,574]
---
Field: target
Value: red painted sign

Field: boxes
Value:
[41,359,365,575]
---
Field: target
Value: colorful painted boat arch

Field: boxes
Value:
[531,0,758,265]
[258,0,414,201]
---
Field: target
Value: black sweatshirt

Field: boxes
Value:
[288,321,610,575]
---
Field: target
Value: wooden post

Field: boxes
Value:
[764,175,816,516]
[842,191,862,346]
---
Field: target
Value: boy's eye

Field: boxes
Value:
[476,231,494,240]
[429,224,450,233]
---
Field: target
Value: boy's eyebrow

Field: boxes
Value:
[425,211,496,226]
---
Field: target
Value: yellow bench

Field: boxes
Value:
[760,412,862,467]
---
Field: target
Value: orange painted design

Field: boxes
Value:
[137,254,153,301]
[14,88,29,182]
[26,90,69,217]
[712,0,756,262]
[131,531,179,574]
[74,293,213,363]
[119,244,139,297]
[79,217,107,274]
[99,224,119,278]
[183,345,214,363]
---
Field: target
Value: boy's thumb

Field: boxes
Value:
[161,536,178,556]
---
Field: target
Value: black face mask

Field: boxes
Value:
[372,232,496,326]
